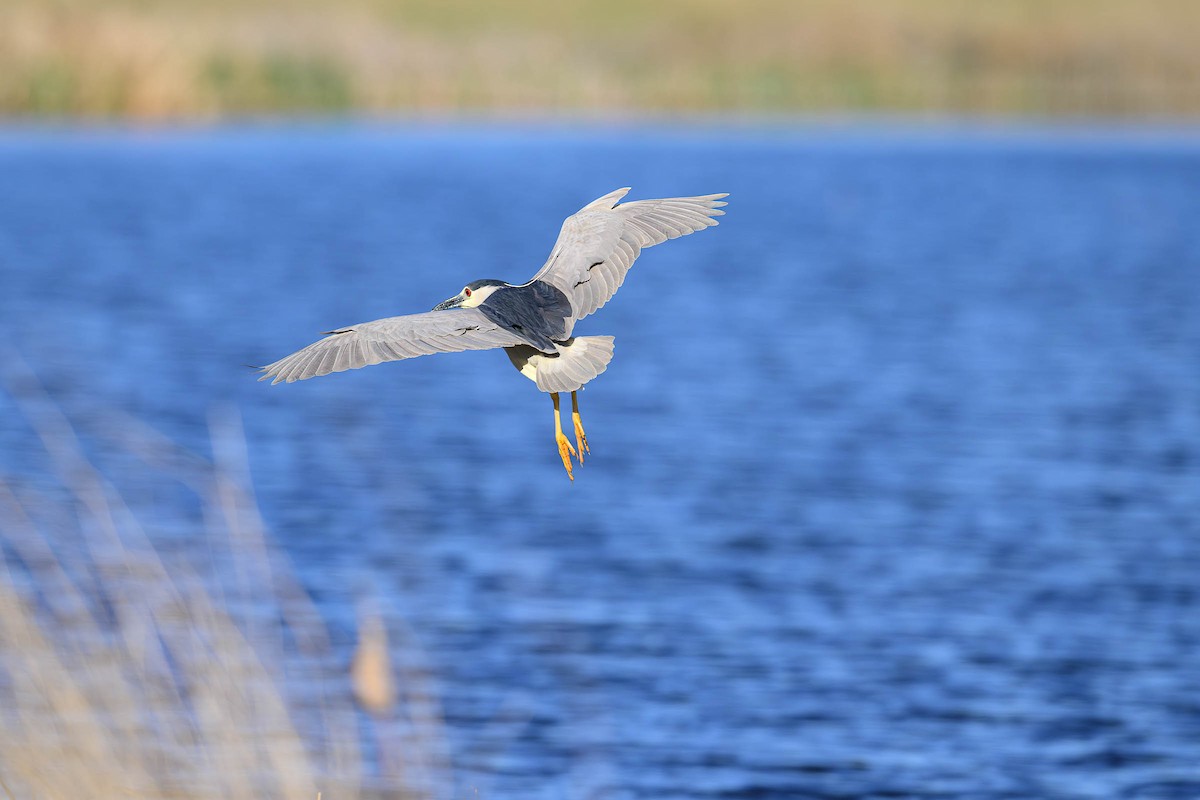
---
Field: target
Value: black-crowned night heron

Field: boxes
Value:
[259,187,728,479]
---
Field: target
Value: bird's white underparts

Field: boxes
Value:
[259,187,728,480]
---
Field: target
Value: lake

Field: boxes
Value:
[1,123,1199,799]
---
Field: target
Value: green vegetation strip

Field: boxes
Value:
[2,0,1198,118]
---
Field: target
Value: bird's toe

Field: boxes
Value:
[556,434,576,480]
[572,419,589,463]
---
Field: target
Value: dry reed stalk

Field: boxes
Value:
[0,363,380,798]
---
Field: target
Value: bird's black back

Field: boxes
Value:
[478,281,572,353]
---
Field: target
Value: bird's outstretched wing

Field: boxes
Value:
[528,188,728,323]
[259,308,525,384]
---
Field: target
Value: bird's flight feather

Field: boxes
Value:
[259,308,523,384]
[529,188,728,324]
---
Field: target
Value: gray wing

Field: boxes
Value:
[528,187,728,323]
[259,308,525,384]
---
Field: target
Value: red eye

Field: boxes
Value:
[464,287,472,297]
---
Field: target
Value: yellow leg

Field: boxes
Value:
[571,391,589,464]
[552,392,576,481]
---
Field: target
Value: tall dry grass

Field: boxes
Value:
[0,362,443,799]
[1,0,1198,119]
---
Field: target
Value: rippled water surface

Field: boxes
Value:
[2,125,1200,799]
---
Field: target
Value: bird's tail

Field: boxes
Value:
[535,336,616,393]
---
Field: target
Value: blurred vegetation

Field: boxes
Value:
[1,0,1198,118]
[0,366,445,798]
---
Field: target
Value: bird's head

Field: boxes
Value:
[432,279,508,311]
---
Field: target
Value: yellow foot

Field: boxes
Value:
[572,414,589,464]
[556,433,577,481]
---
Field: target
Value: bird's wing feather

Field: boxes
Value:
[528,188,728,322]
[259,308,525,384]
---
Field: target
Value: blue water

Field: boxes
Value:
[2,124,1200,799]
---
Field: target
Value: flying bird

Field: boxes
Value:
[259,187,728,480]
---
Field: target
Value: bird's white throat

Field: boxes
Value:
[460,284,503,308]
